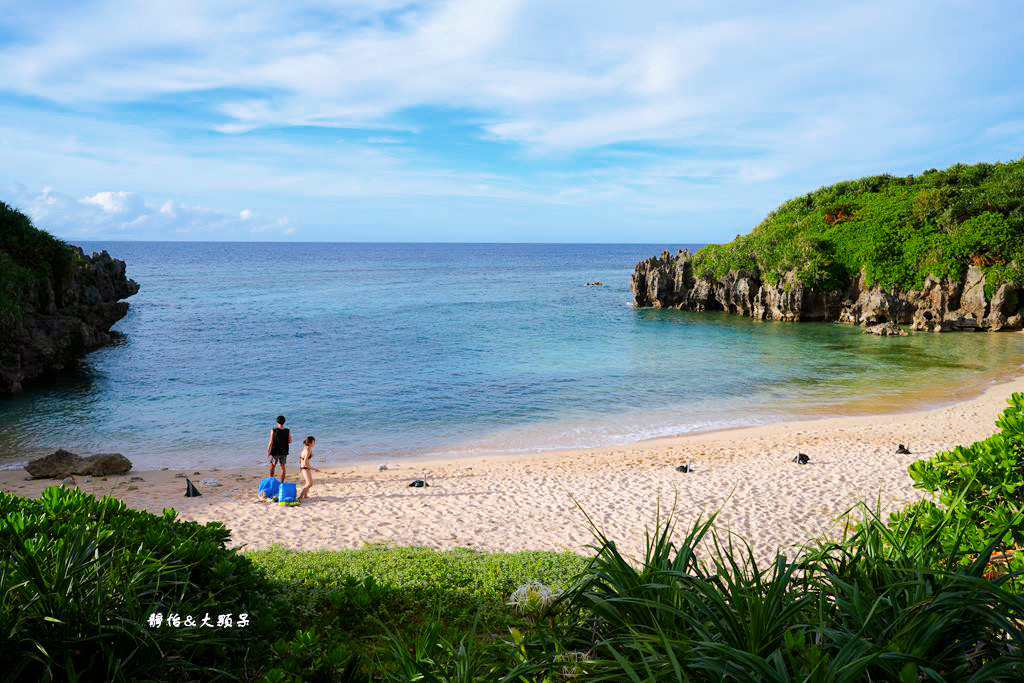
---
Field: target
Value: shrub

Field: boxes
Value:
[891,392,1024,587]
[1,487,276,681]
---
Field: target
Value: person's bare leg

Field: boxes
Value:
[299,471,312,500]
[279,464,286,484]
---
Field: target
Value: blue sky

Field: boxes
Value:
[1,1,1022,243]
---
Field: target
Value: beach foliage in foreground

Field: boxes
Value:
[691,157,1024,294]
[0,487,277,682]
[530,505,1023,681]
[891,391,1024,585]
[6,394,1024,680]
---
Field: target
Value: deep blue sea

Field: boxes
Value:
[3,242,1024,469]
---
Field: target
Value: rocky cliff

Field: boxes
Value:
[632,249,1023,332]
[0,246,139,392]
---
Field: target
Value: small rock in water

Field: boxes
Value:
[793,453,810,465]
[84,478,92,483]
[379,463,388,471]
[896,444,911,454]
[130,476,145,481]
[174,473,186,478]
[675,464,692,473]
[864,322,908,336]
[193,471,201,475]
[126,485,138,491]
[409,479,429,488]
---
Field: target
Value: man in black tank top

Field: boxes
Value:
[267,415,292,482]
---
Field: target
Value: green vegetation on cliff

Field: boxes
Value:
[0,202,75,325]
[693,158,1024,296]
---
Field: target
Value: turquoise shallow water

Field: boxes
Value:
[2,242,1023,469]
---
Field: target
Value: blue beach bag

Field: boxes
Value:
[258,477,281,501]
[279,481,300,506]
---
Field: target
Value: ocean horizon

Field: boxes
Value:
[3,241,1023,470]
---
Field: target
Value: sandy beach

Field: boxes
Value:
[4,373,1024,562]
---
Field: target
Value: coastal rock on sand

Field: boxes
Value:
[632,250,1023,331]
[25,449,132,479]
[24,449,82,479]
[0,248,139,393]
[79,453,133,476]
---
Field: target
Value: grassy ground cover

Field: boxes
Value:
[247,544,588,679]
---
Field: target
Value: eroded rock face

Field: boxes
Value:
[0,248,139,392]
[631,251,1023,332]
[839,272,916,327]
[24,449,132,478]
[753,273,843,322]
[988,284,1022,331]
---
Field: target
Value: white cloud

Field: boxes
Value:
[3,0,1019,155]
[0,1,1022,241]
[81,190,147,215]
[6,184,296,241]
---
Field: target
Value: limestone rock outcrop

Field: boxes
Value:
[632,250,1023,332]
[1,248,139,392]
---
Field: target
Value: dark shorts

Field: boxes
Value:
[270,453,288,465]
